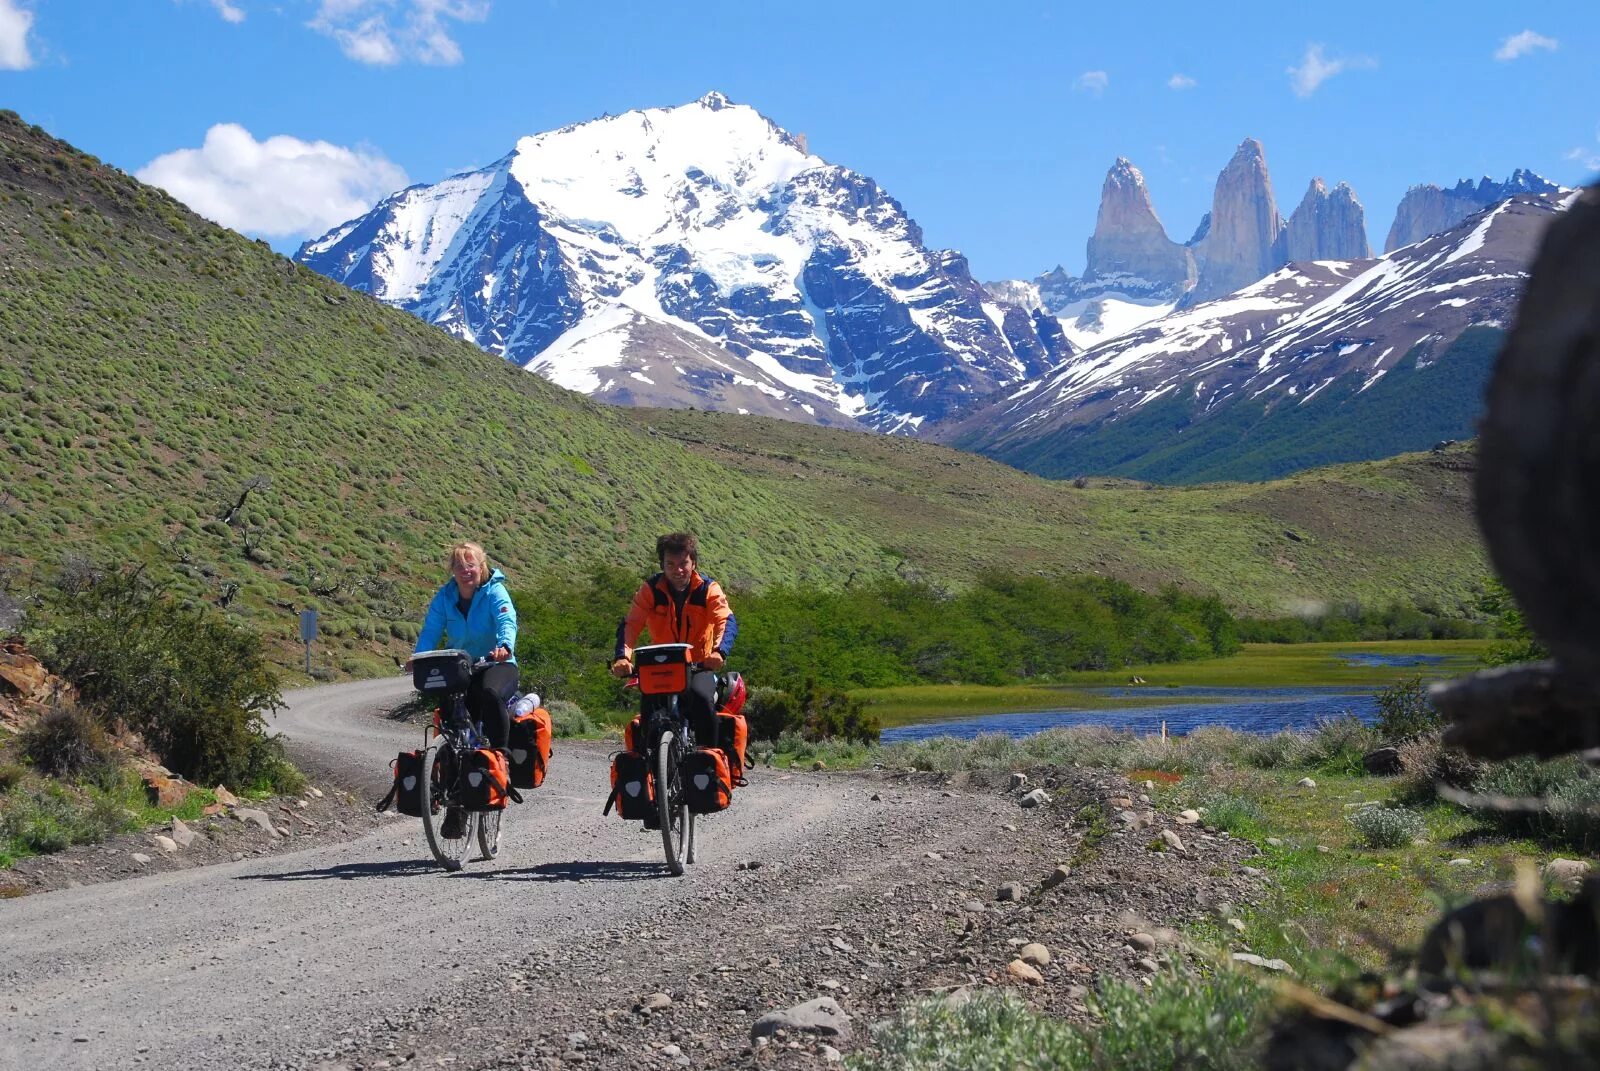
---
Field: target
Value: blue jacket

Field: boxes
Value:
[414,569,518,664]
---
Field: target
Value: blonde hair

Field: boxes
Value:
[448,541,489,574]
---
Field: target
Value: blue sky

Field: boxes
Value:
[3,1,1596,280]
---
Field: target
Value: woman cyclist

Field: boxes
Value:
[405,541,519,751]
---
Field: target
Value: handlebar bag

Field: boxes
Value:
[411,649,473,693]
[682,747,733,814]
[635,643,690,695]
[606,750,655,820]
[508,707,553,789]
[459,748,511,811]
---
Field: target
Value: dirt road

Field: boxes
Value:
[2,680,1260,1070]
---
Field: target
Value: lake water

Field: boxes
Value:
[880,649,1463,742]
[881,691,1380,743]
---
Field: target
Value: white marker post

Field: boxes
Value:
[299,609,318,676]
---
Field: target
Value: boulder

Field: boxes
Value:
[213,785,240,807]
[750,996,851,1044]
[1543,858,1592,890]
[1019,942,1052,967]
[1362,747,1403,775]
[143,773,191,809]
[233,807,280,838]
[1019,789,1051,809]
[1006,959,1044,984]
[169,817,196,848]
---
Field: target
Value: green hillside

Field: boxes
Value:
[0,110,1489,677]
[970,328,1501,484]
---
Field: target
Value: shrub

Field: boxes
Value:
[29,565,295,791]
[857,968,1266,1071]
[1347,805,1426,848]
[1200,793,1265,837]
[1302,716,1380,774]
[0,780,129,855]
[1464,756,1600,849]
[1373,676,1441,742]
[745,686,798,742]
[1394,730,1486,802]
[18,704,118,781]
[544,698,595,738]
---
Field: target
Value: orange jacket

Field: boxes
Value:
[614,572,736,664]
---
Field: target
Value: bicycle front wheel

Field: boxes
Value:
[656,730,691,876]
[419,740,475,871]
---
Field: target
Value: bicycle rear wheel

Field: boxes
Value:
[477,807,502,860]
[419,740,475,871]
[656,730,691,876]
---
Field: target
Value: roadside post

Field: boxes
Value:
[299,609,318,676]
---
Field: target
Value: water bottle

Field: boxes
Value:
[510,693,539,718]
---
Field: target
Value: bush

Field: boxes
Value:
[1373,676,1441,742]
[544,698,595,738]
[1200,794,1265,837]
[1347,805,1426,848]
[745,686,798,742]
[1301,716,1380,774]
[29,565,295,791]
[857,969,1266,1071]
[18,704,118,781]
[1464,756,1600,849]
[0,780,129,854]
[1394,730,1485,802]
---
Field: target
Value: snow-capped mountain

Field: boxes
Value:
[946,190,1572,483]
[297,92,1069,433]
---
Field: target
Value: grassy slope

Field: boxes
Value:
[0,110,1487,676]
[967,326,1502,485]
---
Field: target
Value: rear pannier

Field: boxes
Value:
[508,707,553,789]
[682,746,733,814]
[380,749,428,816]
[459,748,511,811]
[606,750,654,820]
[714,711,750,785]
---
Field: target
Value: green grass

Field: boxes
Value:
[0,766,218,867]
[857,639,1489,725]
[1156,769,1559,979]
[0,110,1492,681]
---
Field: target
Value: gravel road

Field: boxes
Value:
[2,679,1267,1070]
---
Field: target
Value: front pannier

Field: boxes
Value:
[381,749,428,816]
[411,649,473,693]
[682,747,733,814]
[606,750,654,820]
[459,748,511,811]
[508,707,553,789]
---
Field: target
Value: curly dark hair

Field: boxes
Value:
[656,531,698,565]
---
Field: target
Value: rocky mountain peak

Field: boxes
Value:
[1187,138,1286,303]
[1285,177,1372,263]
[1084,156,1193,289]
[1384,169,1562,252]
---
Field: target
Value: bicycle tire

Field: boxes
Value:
[477,806,502,860]
[419,739,475,871]
[656,729,690,876]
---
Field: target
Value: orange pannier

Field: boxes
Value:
[509,707,553,789]
[715,711,749,785]
[606,750,655,820]
[461,748,511,811]
[682,747,732,814]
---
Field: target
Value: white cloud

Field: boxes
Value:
[135,124,408,240]
[0,0,35,70]
[1495,30,1557,62]
[1074,70,1108,96]
[1167,73,1196,90]
[209,0,246,23]
[309,0,489,66]
[1287,44,1376,98]
[1565,146,1600,171]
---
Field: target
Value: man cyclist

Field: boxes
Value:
[610,532,737,747]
